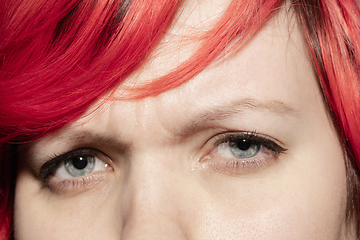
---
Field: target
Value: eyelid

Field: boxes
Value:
[212,131,287,154]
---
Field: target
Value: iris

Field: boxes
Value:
[229,139,260,159]
[64,155,95,177]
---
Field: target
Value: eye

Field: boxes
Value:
[200,132,287,174]
[38,148,113,192]
[55,154,108,178]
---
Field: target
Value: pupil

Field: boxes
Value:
[72,156,88,170]
[237,139,252,150]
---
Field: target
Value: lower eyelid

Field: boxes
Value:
[47,173,110,193]
[47,159,114,193]
[198,144,277,175]
[211,158,262,170]
[199,155,272,176]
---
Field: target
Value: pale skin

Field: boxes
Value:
[14,2,352,239]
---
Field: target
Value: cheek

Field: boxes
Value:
[194,179,346,240]
[13,169,119,240]
[193,142,347,239]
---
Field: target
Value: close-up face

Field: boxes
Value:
[13,2,350,240]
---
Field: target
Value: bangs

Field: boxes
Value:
[0,0,283,142]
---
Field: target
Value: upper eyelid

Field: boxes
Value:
[214,131,259,145]
[214,131,284,145]
[212,132,287,153]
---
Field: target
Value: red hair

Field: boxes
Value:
[1,0,360,238]
[293,0,360,233]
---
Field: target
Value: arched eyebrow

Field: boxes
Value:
[177,98,296,136]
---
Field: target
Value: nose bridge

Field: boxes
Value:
[120,149,190,240]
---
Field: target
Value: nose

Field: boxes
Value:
[119,153,192,240]
[121,204,189,240]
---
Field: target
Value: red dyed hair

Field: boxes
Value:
[0,0,360,238]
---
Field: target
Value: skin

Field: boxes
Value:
[14,2,351,240]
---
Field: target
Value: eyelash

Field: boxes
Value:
[38,132,286,192]
[199,131,287,174]
[38,148,113,192]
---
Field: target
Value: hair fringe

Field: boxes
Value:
[293,0,360,237]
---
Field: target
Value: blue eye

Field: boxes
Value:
[229,139,260,159]
[37,148,114,193]
[39,148,112,182]
[200,132,287,175]
[64,155,96,177]
[208,132,286,162]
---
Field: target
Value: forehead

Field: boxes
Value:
[105,4,317,128]
[35,3,321,148]
[117,2,313,100]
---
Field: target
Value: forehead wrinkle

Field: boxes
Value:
[63,130,130,153]
[176,98,296,136]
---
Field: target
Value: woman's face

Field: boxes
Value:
[14,2,350,240]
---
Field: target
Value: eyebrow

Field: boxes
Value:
[59,98,295,144]
[63,131,130,153]
[178,98,296,135]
